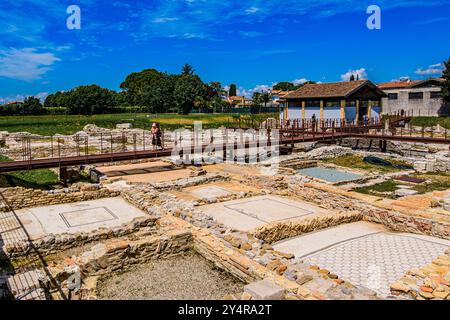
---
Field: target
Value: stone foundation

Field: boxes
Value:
[0,184,119,211]
[363,210,449,240]
[5,216,158,258]
[38,228,193,300]
[252,212,363,244]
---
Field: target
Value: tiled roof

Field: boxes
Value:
[284,80,376,99]
[378,78,444,90]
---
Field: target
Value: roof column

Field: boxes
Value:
[367,100,372,120]
[320,100,324,121]
[301,101,306,120]
[340,99,346,122]
[356,100,360,124]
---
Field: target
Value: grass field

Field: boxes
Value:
[353,172,450,199]
[322,155,413,174]
[410,116,450,129]
[0,155,59,189]
[0,113,276,136]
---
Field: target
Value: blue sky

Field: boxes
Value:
[0,0,449,102]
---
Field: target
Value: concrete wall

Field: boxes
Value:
[371,106,382,118]
[382,87,448,116]
[287,106,302,119]
[325,106,341,119]
[345,106,357,121]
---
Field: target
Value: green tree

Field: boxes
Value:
[261,92,271,108]
[350,74,355,81]
[442,58,450,103]
[181,63,195,76]
[273,82,295,91]
[252,92,263,106]
[120,69,174,112]
[229,84,237,96]
[173,74,206,114]
[66,85,117,115]
[194,96,207,113]
[22,96,44,115]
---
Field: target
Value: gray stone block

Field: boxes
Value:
[244,279,285,300]
[394,189,418,197]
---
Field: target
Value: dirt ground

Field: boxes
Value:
[97,253,244,300]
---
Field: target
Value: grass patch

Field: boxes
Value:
[322,155,412,173]
[353,173,450,198]
[0,155,59,189]
[410,117,450,129]
[0,113,277,136]
[353,181,401,199]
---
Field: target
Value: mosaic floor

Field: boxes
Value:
[274,222,450,297]
[5,197,146,242]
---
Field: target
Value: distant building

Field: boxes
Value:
[281,80,386,122]
[270,90,292,105]
[378,78,448,117]
[1,101,22,107]
[226,96,253,108]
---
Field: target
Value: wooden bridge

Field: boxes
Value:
[0,117,448,173]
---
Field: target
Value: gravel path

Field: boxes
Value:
[97,253,244,300]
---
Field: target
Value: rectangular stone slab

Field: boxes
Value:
[60,207,118,227]
[200,195,328,232]
[11,197,146,241]
[189,186,233,200]
[244,279,285,300]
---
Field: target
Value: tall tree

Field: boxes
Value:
[22,96,44,115]
[181,63,195,76]
[273,82,295,91]
[120,69,174,112]
[261,92,271,108]
[441,58,450,103]
[66,85,117,115]
[229,84,237,96]
[350,74,355,81]
[173,74,206,114]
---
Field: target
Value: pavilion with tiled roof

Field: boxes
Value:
[281,80,387,122]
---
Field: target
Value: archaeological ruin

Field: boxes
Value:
[0,123,449,301]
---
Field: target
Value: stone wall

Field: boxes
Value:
[5,216,158,258]
[9,228,192,300]
[363,210,449,240]
[252,212,363,244]
[0,184,119,211]
[390,248,449,300]
[151,172,230,191]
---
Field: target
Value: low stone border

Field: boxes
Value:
[151,173,230,191]
[0,184,119,212]
[390,248,450,300]
[4,216,158,258]
[160,215,379,300]
[252,211,363,244]
[42,227,193,300]
[363,210,449,240]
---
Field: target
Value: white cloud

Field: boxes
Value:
[293,78,309,85]
[153,17,179,23]
[245,7,260,14]
[415,63,444,76]
[0,92,48,104]
[391,76,410,82]
[0,48,60,81]
[340,68,368,81]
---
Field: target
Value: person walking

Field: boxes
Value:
[151,122,163,150]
